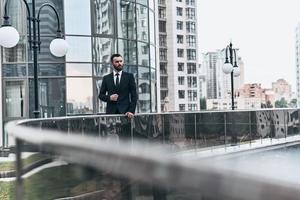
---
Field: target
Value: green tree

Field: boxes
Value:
[289,98,297,108]
[275,98,288,108]
[200,97,207,110]
[261,100,273,108]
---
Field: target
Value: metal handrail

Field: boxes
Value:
[5,118,300,200]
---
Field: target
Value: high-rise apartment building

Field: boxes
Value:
[159,0,200,112]
[202,49,244,101]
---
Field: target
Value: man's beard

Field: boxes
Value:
[113,65,123,72]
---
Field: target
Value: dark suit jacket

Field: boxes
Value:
[99,71,137,114]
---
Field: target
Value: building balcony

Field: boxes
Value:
[3,109,300,199]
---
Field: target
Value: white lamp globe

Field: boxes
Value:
[222,62,233,74]
[0,26,20,48]
[49,38,68,57]
[233,67,240,77]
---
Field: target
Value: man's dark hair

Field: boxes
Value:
[110,53,122,63]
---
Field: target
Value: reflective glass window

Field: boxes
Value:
[149,11,155,44]
[93,63,112,77]
[2,64,27,77]
[38,63,65,76]
[151,67,156,80]
[92,0,114,35]
[138,42,149,66]
[38,0,64,35]
[117,0,136,40]
[150,45,156,68]
[66,36,92,62]
[64,0,91,35]
[66,78,93,114]
[95,78,106,113]
[92,37,115,63]
[138,67,150,112]
[138,67,150,79]
[118,39,137,65]
[136,4,148,42]
[66,63,92,76]
[136,0,148,6]
[29,78,66,118]
[124,65,138,79]
[3,36,26,63]
[151,80,157,112]
[5,80,26,118]
[23,65,64,78]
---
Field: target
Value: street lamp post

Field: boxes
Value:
[222,42,240,110]
[0,0,68,118]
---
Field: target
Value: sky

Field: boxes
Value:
[197,0,300,91]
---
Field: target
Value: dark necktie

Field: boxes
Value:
[116,73,120,88]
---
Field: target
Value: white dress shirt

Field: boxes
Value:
[113,70,122,85]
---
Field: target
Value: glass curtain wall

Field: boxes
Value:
[2,0,157,122]
[1,0,65,120]
[64,0,157,114]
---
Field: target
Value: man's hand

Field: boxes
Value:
[125,112,134,119]
[110,94,118,101]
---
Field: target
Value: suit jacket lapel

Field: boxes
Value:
[108,73,116,90]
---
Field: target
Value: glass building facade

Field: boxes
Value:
[0,0,157,146]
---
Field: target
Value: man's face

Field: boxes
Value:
[112,56,124,72]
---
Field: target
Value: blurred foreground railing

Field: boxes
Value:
[4,109,300,200]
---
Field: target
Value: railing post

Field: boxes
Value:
[15,138,24,200]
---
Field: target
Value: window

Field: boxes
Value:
[159,21,166,32]
[177,35,183,44]
[177,49,184,57]
[187,49,196,60]
[186,21,195,33]
[188,104,197,111]
[176,0,182,2]
[187,63,196,74]
[186,35,196,47]
[178,63,184,71]
[187,76,197,88]
[159,35,167,46]
[160,77,168,88]
[176,21,183,30]
[188,90,197,101]
[159,7,166,18]
[158,0,166,5]
[178,90,185,98]
[159,49,167,61]
[179,104,185,111]
[142,45,148,54]
[186,8,195,19]
[186,0,195,6]
[160,63,167,74]
[176,7,183,16]
[178,76,185,85]
[161,90,168,100]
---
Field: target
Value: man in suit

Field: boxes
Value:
[99,54,137,200]
[99,53,137,118]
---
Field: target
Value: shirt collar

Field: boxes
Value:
[113,70,122,76]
